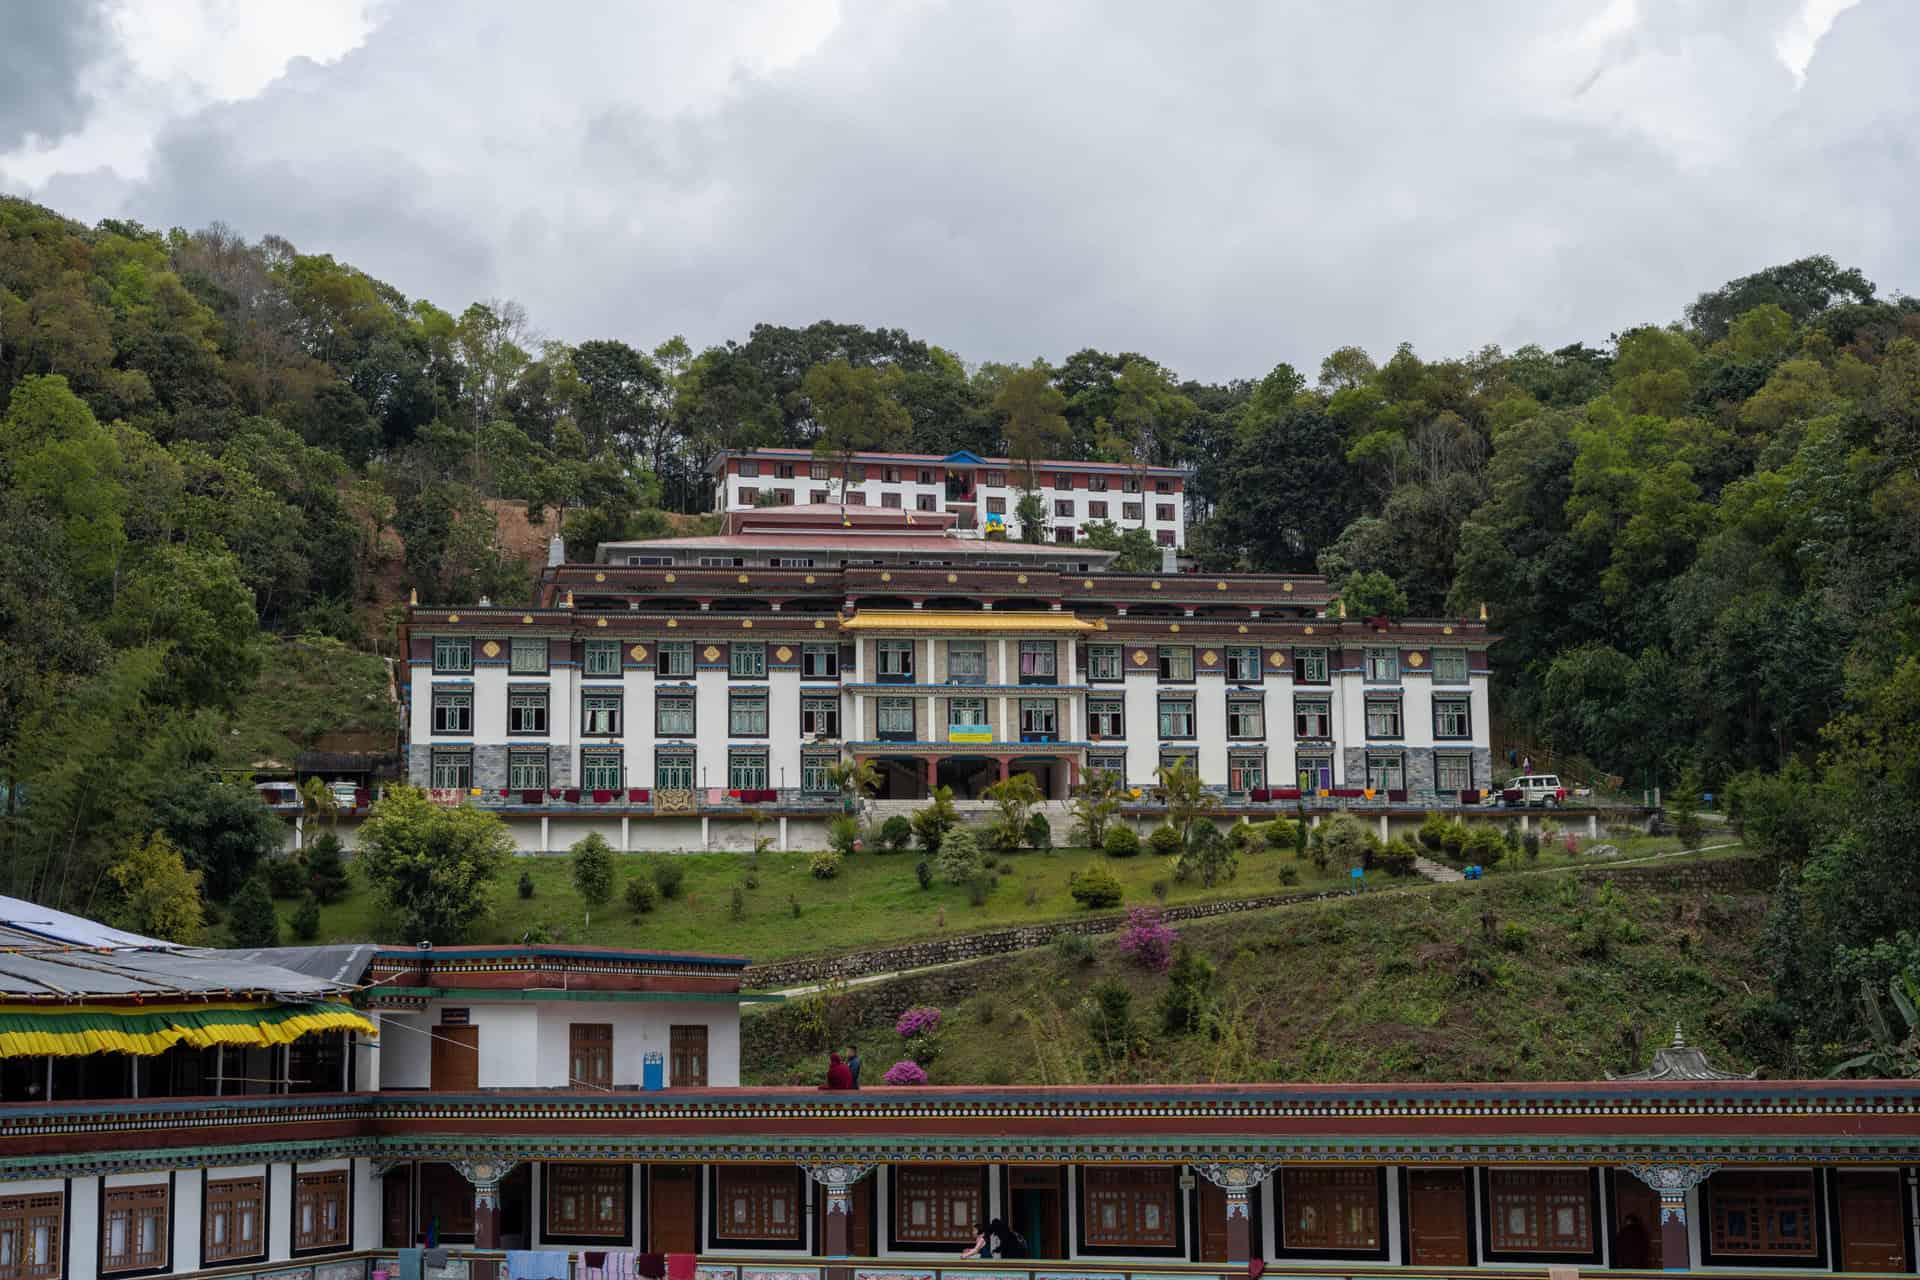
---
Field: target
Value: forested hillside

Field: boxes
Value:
[2,195,1916,1074]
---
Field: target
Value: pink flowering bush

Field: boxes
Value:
[895,1006,943,1038]
[1117,905,1178,972]
[882,1059,929,1085]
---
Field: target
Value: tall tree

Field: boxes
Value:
[803,359,911,519]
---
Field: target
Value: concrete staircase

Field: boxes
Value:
[1412,854,1464,883]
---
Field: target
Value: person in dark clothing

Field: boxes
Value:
[1615,1213,1650,1269]
[959,1222,992,1259]
[821,1051,853,1091]
[988,1218,1027,1259]
[845,1044,862,1089]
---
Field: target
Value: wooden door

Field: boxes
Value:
[1835,1172,1908,1273]
[670,1026,708,1086]
[430,1025,479,1091]
[1197,1182,1230,1262]
[1405,1170,1471,1266]
[649,1164,700,1254]
[382,1165,412,1246]
[1610,1172,1664,1269]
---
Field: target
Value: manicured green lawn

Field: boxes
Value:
[289,843,1346,964]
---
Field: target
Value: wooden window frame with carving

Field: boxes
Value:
[569,1023,613,1089]
[542,1163,633,1246]
[1478,1167,1602,1265]
[99,1179,171,1277]
[291,1167,351,1255]
[708,1165,808,1249]
[1274,1166,1388,1260]
[201,1175,266,1265]
[1074,1165,1185,1258]
[1700,1170,1828,1269]
[886,1165,990,1252]
[0,1191,65,1280]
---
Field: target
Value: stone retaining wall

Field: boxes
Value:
[740,853,1767,989]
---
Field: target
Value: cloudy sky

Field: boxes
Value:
[1,0,1909,382]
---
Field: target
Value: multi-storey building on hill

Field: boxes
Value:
[394,508,1494,850]
[709,448,1191,549]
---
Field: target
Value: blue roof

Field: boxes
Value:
[942,450,988,465]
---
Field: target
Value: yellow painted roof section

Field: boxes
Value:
[840,610,1103,633]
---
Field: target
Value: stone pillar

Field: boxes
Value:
[779,815,789,851]
[621,816,630,852]
[453,1158,519,1250]
[1624,1163,1715,1271]
[1378,813,1390,843]
[802,1162,875,1260]
[540,814,550,852]
[1194,1163,1278,1272]
[1588,813,1599,839]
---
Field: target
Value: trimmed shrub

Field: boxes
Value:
[1523,830,1542,861]
[935,827,983,885]
[625,877,658,914]
[517,870,535,899]
[1264,820,1298,851]
[1418,812,1451,852]
[1070,865,1124,909]
[1439,821,1470,858]
[1465,825,1507,868]
[809,850,844,879]
[1103,825,1142,858]
[1024,812,1053,851]
[263,856,307,899]
[1278,863,1300,886]
[304,834,350,904]
[1148,825,1183,858]
[1371,838,1420,877]
[291,894,321,941]
[914,859,933,890]
[878,815,914,852]
[966,871,994,906]
[882,1059,929,1085]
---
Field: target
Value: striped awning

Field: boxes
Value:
[0,1001,376,1058]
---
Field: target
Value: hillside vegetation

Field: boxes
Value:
[2,195,1916,1077]
[742,861,1772,1086]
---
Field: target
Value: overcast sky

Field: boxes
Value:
[2,0,1910,383]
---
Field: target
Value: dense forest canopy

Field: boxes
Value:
[3,196,1918,1073]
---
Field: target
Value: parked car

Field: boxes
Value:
[328,779,361,810]
[1498,774,1567,807]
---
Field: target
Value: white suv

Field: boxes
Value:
[1499,775,1566,807]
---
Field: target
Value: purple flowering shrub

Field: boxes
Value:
[882,1059,929,1085]
[1117,905,1178,972]
[895,1005,942,1038]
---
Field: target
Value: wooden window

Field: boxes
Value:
[294,1171,350,1252]
[1432,647,1470,683]
[569,1024,613,1088]
[1487,1169,1594,1255]
[1280,1169,1381,1254]
[546,1164,627,1239]
[101,1185,168,1274]
[203,1177,264,1263]
[1081,1167,1178,1251]
[1707,1171,1819,1260]
[670,1026,708,1086]
[0,1192,64,1280]
[892,1166,983,1246]
[714,1166,802,1242]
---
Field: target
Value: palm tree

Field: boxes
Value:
[1154,757,1204,847]
[824,758,881,811]
[298,776,339,849]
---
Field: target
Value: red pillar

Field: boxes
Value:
[1225,1188,1252,1268]
[997,757,1010,781]
[823,1186,851,1258]
[925,757,939,791]
[1658,1192,1690,1272]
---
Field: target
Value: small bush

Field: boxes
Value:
[827,814,861,856]
[744,868,760,889]
[1466,825,1506,868]
[1104,825,1142,858]
[1498,922,1531,952]
[935,827,983,884]
[1159,943,1217,1033]
[1370,838,1420,877]
[1151,878,1169,901]
[1053,932,1094,964]
[1523,830,1542,861]
[1277,863,1300,886]
[809,850,844,879]
[1024,812,1053,851]
[1227,821,1256,852]
[878,815,914,852]
[263,856,308,899]
[1418,812,1451,852]
[882,1059,929,1085]
[518,870,536,900]
[1439,821,1470,858]
[291,894,321,940]
[1148,825,1183,858]
[652,859,686,898]
[625,877,658,914]
[1118,905,1178,971]
[730,885,746,920]
[965,871,994,906]
[1070,865,1124,909]
[1264,820,1298,851]
[914,859,933,890]
[1088,980,1134,1057]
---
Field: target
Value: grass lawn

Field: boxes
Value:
[290,843,1347,963]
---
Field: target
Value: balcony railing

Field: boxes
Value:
[432,787,843,813]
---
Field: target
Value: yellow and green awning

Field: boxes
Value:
[0,1001,376,1058]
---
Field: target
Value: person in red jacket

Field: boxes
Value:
[822,1051,853,1090]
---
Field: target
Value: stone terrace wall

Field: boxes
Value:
[740,853,1769,989]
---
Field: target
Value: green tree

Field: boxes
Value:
[805,360,912,516]
[227,876,280,947]
[1070,769,1124,847]
[304,832,350,904]
[154,778,285,899]
[1335,569,1408,619]
[355,786,514,942]
[570,832,617,910]
[1154,757,1204,847]
[983,773,1043,851]
[1667,769,1705,851]
[1079,520,1158,570]
[104,832,206,943]
[993,365,1070,488]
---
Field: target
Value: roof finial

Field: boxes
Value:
[563,589,574,609]
[1479,600,1489,621]
[1337,598,1347,619]
[408,587,418,606]
[1671,1023,1687,1049]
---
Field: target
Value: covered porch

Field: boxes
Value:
[855,749,1083,801]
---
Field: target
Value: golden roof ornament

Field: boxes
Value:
[408,587,418,606]
[564,589,574,609]
[1479,601,1489,621]
[1337,598,1347,619]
